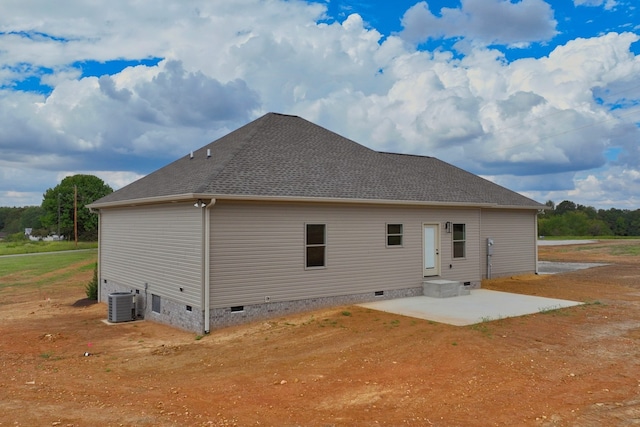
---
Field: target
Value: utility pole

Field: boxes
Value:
[74,185,78,248]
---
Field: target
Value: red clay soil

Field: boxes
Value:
[1,240,640,426]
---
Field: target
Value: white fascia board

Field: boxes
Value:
[88,193,543,211]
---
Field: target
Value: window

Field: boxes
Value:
[306,224,326,268]
[386,224,403,247]
[453,223,466,258]
[151,294,161,313]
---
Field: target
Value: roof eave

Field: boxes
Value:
[87,193,214,209]
[88,193,543,210]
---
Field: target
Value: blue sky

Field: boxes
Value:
[1,0,639,209]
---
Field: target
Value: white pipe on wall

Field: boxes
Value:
[204,199,216,333]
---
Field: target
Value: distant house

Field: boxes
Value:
[89,113,544,332]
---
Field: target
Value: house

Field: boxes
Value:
[89,113,545,332]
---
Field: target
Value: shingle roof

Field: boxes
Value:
[91,113,543,209]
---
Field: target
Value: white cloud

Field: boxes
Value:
[490,167,640,210]
[110,60,260,127]
[0,0,639,210]
[0,191,41,208]
[297,32,640,180]
[93,171,146,191]
[567,168,640,209]
[0,59,259,172]
[574,0,619,11]
[400,0,558,47]
[0,162,61,206]
[54,170,145,192]
[0,166,147,207]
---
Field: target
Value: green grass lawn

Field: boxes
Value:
[0,250,97,288]
[0,240,97,256]
[611,244,640,256]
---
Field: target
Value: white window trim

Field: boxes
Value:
[386,223,404,248]
[151,294,161,313]
[305,223,327,269]
[452,223,466,259]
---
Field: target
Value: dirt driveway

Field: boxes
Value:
[1,240,639,426]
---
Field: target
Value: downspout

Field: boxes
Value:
[97,210,102,301]
[204,199,216,333]
[534,210,540,275]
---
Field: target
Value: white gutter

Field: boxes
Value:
[89,192,544,211]
[203,198,216,333]
[88,193,210,209]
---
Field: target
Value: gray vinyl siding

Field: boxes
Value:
[442,210,481,282]
[100,203,203,306]
[209,201,481,308]
[481,209,537,278]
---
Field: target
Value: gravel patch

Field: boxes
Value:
[538,240,598,246]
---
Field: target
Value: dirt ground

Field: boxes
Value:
[1,241,639,426]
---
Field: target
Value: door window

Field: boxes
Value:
[423,224,440,276]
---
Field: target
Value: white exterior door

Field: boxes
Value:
[423,224,440,277]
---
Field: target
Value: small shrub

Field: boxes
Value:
[85,263,98,300]
[5,232,28,243]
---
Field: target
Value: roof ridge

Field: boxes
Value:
[379,151,434,159]
[270,112,299,118]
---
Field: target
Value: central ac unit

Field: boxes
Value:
[108,292,136,323]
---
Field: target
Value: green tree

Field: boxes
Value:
[0,207,10,230]
[20,206,44,230]
[41,175,113,241]
[538,210,612,236]
[544,200,556,216]
[0,207,25,234]
[577,204,597,220]
[555,200,577,215]
[0,206,47,236]
[628,210,640,236]
[539,202,638,237]
[614,216,628,236]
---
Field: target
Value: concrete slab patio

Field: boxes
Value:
[358,290,582,326]
[359,251,602,326]
[538,261,608,275]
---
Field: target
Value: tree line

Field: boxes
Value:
[538,200,640,237]
[0,175,113,241]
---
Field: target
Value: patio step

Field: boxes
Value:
[423,280,470,298]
